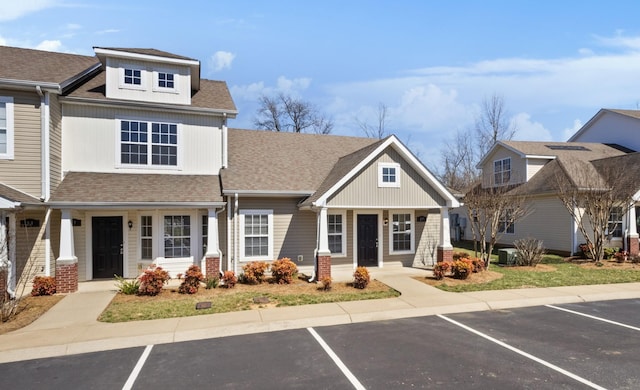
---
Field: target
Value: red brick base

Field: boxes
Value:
[317,254,331,280]
[56,262,78,293]
[628,236,640,256]
[437,247,453,263]
[0,268,7,300]
[205,256,221,278]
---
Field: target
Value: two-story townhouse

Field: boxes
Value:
[456,138,639,256]
[0,46,100,296]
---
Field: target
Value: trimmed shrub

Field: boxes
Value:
[115,275,140,295]
[222,270,237,288]
[515,237,545,267]
[241,261,269,284]
[470,257,485,273]
[451,260,473,280]
[205,276,220,289]
[452,251,470,261]
[271,257,298,284]
[320,276,332,291]
[138,265,170,296]
[433,262,451,280]
[178,265,204,294]
[578,243,593,259]
[31,276,56,296]
[353,266,370,289]
[603,247,618,260]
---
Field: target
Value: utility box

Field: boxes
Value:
[498,248,518,266]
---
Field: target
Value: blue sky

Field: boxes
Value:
[3,0,640,168]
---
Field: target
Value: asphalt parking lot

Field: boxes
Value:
[2,299,640,389]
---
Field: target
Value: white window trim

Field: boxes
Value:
[119,64,146,90]
[389,210,415,255]
[378,162,401,188]
[0,96,14,160]
[161,212,197,260]
[152,69,179,93]
[115,118,183,170]
[493,157,511,186]
[139,214,154,261]
[328,211,347,257]
[239,209,274,262]
[498,210,515,235]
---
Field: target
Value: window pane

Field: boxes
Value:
[163,215,190,258]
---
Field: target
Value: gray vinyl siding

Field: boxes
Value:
[481,147,526,186]
[328,148,445,208]
[0,90,42,197]
[235,197,317,266]
[49,93,63,192]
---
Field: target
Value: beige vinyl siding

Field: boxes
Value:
[62,104,223,174]
[525,158,549,181]
[328,148,445,208]
[14,209,48,291]
[49,93,63,192]
[235,197,317,266]
[481,147,525,186]
[412,210,440,268]
[0,90,42,196]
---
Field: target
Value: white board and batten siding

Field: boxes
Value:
[328,148,446,208]
[62,105,224,174]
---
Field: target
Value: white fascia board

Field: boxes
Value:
[0,79,60,93]
[0,198,20,209]
[222,190,314,197]
[94,48,200,67]
[476,141,530,169]
[59,96,238,117]
[48,202,225,209]
[525,154,556,160]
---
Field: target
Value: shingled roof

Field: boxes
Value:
[93,47,198,61]
[220,129,378,194]
[49,172,223,205]
[0,182,42,205]
[0,45,100,90]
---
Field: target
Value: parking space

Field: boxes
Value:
[2,299,640,389]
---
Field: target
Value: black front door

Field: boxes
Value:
[357,214,378,267]
[92,216,123,278]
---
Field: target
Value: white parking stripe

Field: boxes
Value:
[307,328,366,390]
[546,304,640,332]
[122,345,154,390]
[437,315,607,390]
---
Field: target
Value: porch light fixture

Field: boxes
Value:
[128,220,133,230]
[384,218,389,226]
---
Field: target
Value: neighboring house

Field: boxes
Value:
[568,109,640,152]
[0,46,101,296]
[1,45,459,294]
[456,137,639,256]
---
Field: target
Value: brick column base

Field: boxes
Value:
[205,256,221,278]
[437,247,453,263]
[56,261,78,293]
[317,254,331,281]
[0,268,7,300]
[628,236,640,256]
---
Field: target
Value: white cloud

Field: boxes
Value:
[562,119,583,140]
[511,112,553,141]
[276,76,311,93]
[34,40,62,52]
[0,0,59,21]
[230,76,312,101]
[210,51,236,72]
[95,29,120,34]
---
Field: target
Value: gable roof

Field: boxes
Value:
[49,172,223,206]
[0,45,101,92]
[0,182,42,207]
[220,129,378,194]
[93,47,198,61]
[568,108,640,142]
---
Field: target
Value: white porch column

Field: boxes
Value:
[439,208,453,249]
[205,208,220,257]
[628,205,638,237]
[317,207,330,255]
[58,209,76,261]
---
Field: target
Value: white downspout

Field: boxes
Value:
[222,113,228,169]
[226,196,232,272]
[37,86,52,276]
[215,205,226,260]
[234,193,239,275]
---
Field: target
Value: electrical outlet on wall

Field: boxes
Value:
[297,255,303,262]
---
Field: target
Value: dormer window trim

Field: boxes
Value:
[152,69,178,93]
[119,64,146,91]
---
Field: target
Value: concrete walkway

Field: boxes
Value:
[2,265,640,363]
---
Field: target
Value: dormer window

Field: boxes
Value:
[158,72,174,88]
[120,65,145,90]
[124,68,141,85]
[378,162,400,188]
[494,157,511,185]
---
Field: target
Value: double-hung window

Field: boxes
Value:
[164,215,191,258]
[240,210,273,260]
[328,212,346,256]
[494,158,511,185]
[608,207,623,238]
[202,214,208,257]
[0,96,14,159]
[498,209,515,234]
[378,162,401,188]
[140,216,153,260]
[120,120,179,167]
[390,212,414,253]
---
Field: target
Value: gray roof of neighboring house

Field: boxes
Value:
[64,70,237,113]
[0,45,100,90]
[499,140,628,160]
[0,183,42,205]
[220,129,379,194]
[49,172,223,205]
[605,109,640,120]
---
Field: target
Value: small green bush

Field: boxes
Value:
[31,276,56,296]
[222,270,237,288]
[138,265,170,296]
[353,266,370,289]
[178,265,204,294]
[603,247,618,260]
[115,275,140,295]
[271,257,298,284]
[515,237,545,267]
[451,260,473,280]
[205,276,220,289]
[241,261,269,284]
[433,262,451,280]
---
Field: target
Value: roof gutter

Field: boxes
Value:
[47,201,226,209]
[0,79,60,93]
[222,190,314,197]
[59,96,238,117]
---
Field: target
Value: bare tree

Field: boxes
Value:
[356,103,390,139]
[553,156,637,262]
[253,92,334,134]
[475,93,517,157]
[464,182,530,268]
[439,128,478,191]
